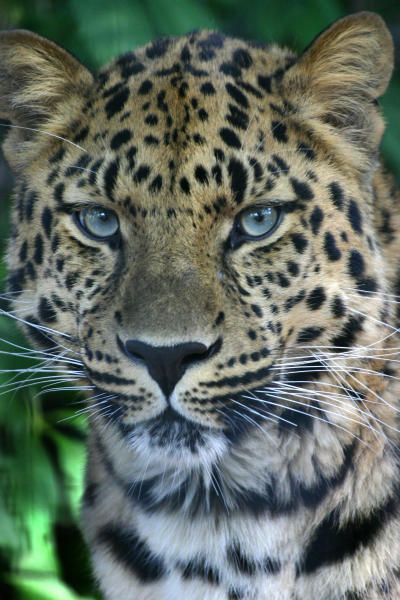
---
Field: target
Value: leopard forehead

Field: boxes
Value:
[5,20,398,445]
[47,31,299,209]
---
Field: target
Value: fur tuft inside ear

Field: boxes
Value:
[0,29,93,168]
[282,12,394,154]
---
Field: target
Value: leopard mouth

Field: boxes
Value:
[85,353,324,450]
[87,385,216,452]
[142,406,211,451]
[87,373,298,448]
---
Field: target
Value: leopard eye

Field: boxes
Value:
[239,206,280,238]
[75,206,119,240]
[228,205,282,250]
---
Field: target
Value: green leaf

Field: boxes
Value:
[11,572,94,600]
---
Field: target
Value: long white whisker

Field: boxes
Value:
[0,123,88,152]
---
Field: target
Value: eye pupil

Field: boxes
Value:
[77,206,119,239]
[254,212,266,223]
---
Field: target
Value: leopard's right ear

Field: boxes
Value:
[0,30,93,164]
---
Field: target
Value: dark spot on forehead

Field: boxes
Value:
[194,166,209,185]
[297,326,324,344]
[228,158,248,204]
[49,147,66,164]
[331,296,345,318]
[199,47,215,61]
[324,232,341,261]
[133,165,151,184]
[110,129,132,150]
[54,182,65,203]
[180,177,191,195]
[158,63,181,77]
[144,135,159,146]
[41,207,53,238]
[184,63,209,77]
[248,157,262,180]
[225,83,249,108]
[198,32,224,48]
[290,178,314,201]
[272,154,288,172]
[157,90,168,112]
[148,175,163,194]
[146,38,170,59]
[219,127,241,149]
[328,181,344,210]
[257,75,271,93]
[214,149,225,162]
[306,287,326,311]
[138,80,153,95]
[348,250,365,278]
[116,51,136,66]
[348,199,363,234]
[19,241,27,262]
[65,153,91,177]
[226,105,249,130]
[237,79,263,99]
[38,297,57,323]
[122,62,145,78]
[287,261,299,276]
[220,62,241,78]
[25,190,38,220]
[290,233,308,254]
[180,45,191,62]
[271,121,288,143]
[200,82,216,96]
[232,48,253,69]
[145,114,158,126]
[88,158,104,185]
[310,206,324,235]
[33,233,43,265]
[198,108,208,121]
[104,159,120,201]
[357,277,377,294]
[74,126,89,144]
[297,142,315,160]
[103,82,123,99]
[105,87,130,119]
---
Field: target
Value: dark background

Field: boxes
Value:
[0,1,398,599]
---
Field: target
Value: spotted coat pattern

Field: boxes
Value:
[1,11,400,600]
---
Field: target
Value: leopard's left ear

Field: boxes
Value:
[282,12,394,158]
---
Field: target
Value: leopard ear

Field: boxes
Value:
[0,30,93,166]
[282,12,394,158]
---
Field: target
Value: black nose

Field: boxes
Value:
[121,338,221,397]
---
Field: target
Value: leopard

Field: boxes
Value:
[1,10,400,600]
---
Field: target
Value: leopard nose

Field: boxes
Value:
[121,338,221,397]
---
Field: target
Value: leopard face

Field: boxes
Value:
[1,15,399,509]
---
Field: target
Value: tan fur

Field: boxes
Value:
[1,12,400,600]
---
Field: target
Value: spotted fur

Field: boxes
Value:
[1,12,400,599]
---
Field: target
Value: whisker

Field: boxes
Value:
[0,122,88,152]
[344,287,400,300]
[244,392,370,447]
[0,308,72,339]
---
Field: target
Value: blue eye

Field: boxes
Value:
[239,206,280,237]
[228,205,282,250]
[75,206,119,240]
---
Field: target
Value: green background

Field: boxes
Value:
[0,1,399,598]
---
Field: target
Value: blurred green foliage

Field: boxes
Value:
[0,1,398,598]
